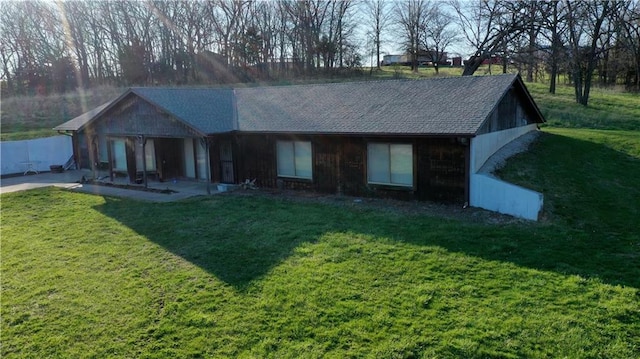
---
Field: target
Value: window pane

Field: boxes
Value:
[136,139,157,171]
[277,141,294,176]
[368,143,390,183]
[112,139,126,171]
[294,141,312,178]
[390,144,413,186]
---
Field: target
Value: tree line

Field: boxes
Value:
[1,0,638,106]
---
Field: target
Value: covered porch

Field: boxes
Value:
[104,135,213,185]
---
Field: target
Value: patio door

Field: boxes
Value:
[220,141,234,184]
[111,139,127,171]
[195,139,210,181]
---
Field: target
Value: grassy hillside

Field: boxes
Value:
[0,86,123,141]
[526,82,640,131]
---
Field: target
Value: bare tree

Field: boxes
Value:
[395,0,431,72]
[421,6,458,74]
[538,0,569,94]
[566,0,619,105]
[450,0,526,76]
[617,0,640,90]
[363,0,391,69]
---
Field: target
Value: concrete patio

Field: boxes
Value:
[0,169,219,202]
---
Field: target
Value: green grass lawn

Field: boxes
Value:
[2,186,639,358]
[525,82,640,131]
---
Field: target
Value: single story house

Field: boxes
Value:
[55,73,545,217]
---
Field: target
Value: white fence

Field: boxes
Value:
[1,135,73,176]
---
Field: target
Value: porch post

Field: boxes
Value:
[89,134,98,180]
[138,135,148,188]
[106,137,114,182]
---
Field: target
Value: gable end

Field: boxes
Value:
[477,85,540,135]
[89,95,203,138]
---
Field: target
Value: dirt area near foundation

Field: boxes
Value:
[226,188,527,225]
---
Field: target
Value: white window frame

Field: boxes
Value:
[277,140,313,179]
[367,143,414,187]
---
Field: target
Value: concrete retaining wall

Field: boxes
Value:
[470,123,538,173]
[468,124,543,220]
[470,174,543,221]
[1,136,73,176]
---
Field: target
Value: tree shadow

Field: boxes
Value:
[93,133,639,290]
[93,195,332,290]
[93,200,638,292]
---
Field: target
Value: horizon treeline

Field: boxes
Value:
[1,0,639,106]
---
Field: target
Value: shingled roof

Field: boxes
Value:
[54,101,113,131]
[55,73,543,136]
[132,87,235,134]
[54,87,235,135]
[235,73,537,135]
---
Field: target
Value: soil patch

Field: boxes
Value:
[225,188,526,225]
[80,178,178,194]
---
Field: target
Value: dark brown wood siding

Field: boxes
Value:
[416,138,466,202]
[477,87,537,135]
[155,138,184,180]
[94,95,201,138]
[233,134,467,203]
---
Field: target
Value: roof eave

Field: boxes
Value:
[235,130,475,138]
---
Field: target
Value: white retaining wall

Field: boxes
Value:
[1,136,73,176]
[470,174,543,220]
[470,123,538,173]
[469,124,543,221]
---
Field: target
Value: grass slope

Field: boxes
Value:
[2,188,639,358]
[526,82,640,131]
[0,86,122,141]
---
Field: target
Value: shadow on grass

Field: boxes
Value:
[93,133,639,290]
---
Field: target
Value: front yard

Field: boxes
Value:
[2,135,639,357]
[2,79,639,358]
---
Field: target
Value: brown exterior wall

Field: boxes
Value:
[232,134,467,203]
[477,87,538,135]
